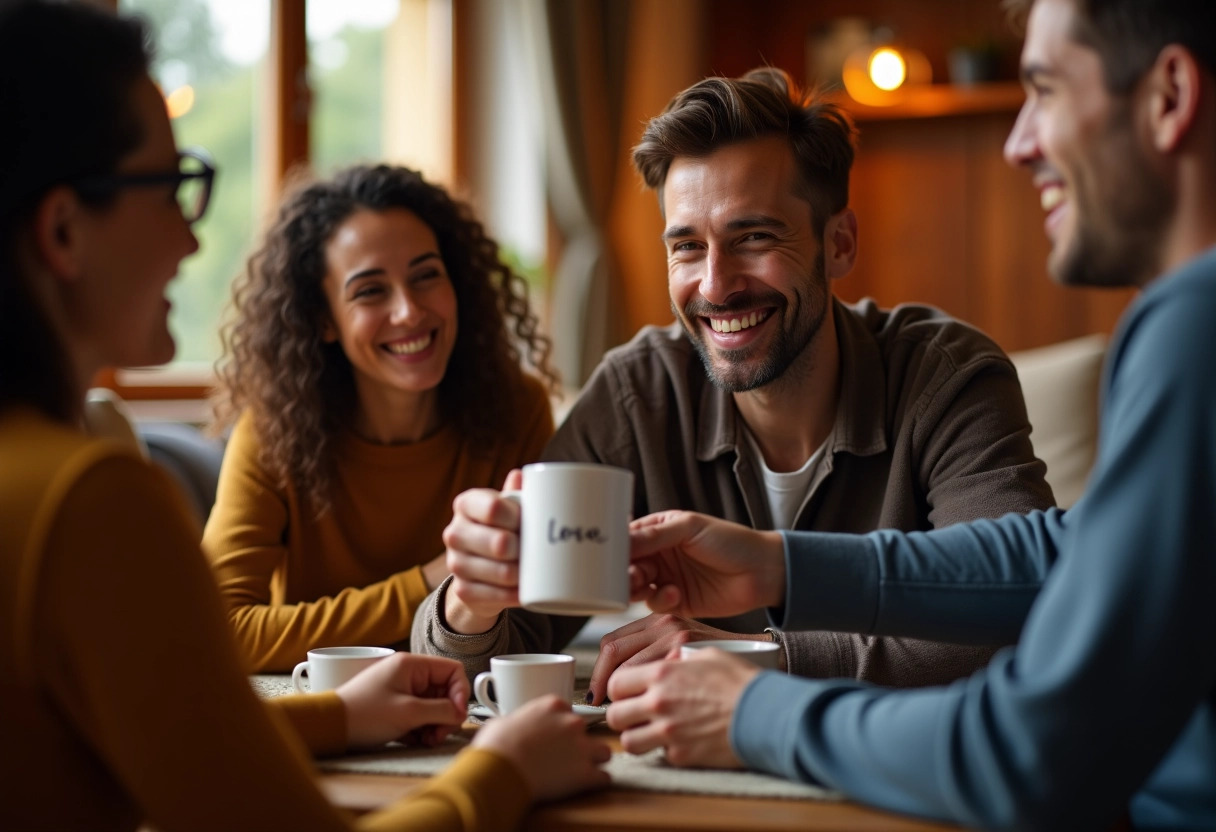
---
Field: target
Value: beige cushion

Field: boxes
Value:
[1009,334,1107,509]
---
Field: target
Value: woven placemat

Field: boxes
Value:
[318,730,837,801]
[253,673,839,801]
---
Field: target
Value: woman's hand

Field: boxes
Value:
[441,469,526,633]
[336,652,469,749]
[472,695,612,802]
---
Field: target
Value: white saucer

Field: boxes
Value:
[468,703,606,725]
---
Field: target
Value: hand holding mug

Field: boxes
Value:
[606,649,760,770]
[445,463,634,633]
[628,511,787,618]
[336,652,470,749]
[442,469,527,635]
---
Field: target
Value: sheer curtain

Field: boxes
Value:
[518,0,630,386]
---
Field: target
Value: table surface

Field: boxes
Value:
[258,657,963,832]
[317,730,961,832]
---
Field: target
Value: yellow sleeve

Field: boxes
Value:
[36,453,536,832]
[202,415,429,671]
[361,749,532,832]
[267,692,348,757]
[36,453,356,830]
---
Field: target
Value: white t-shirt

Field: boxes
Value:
[742,426,825,530]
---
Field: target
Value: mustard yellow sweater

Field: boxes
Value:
[203,375,553,671]
[0,406,531,831]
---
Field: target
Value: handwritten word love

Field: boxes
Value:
[547,519,609,544]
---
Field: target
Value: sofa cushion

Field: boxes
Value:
[1009,334,1107,509]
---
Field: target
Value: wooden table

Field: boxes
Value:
[317,731,961,832]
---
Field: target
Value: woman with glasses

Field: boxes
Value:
[202,163,560,672]
[0,3,607,829]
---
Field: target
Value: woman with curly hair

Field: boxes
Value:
[204,163,559,672]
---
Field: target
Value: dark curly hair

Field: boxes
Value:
[213,164,559,514]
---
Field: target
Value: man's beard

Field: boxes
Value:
[1053,104,1171,289]
[678,253,828,393]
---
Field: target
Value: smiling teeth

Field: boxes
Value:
[1041,186,1065,212]
[385,334,433,354]
[710,311,766,333]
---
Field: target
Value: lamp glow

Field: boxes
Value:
[868,48,907,91]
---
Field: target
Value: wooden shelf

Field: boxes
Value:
[828,82,1025,122]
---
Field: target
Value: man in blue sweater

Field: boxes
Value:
[605,1,1216,829]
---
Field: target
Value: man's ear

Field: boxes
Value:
[824,208,858,281]
[30,186,87,282]
[1146,44,1201,153]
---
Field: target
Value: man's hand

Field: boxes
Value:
[441,470,525,633]
[586,614,772,705]
[606,649,759,769]
[336,652,469,749]
[628,511,787,618]
[473,695,612,802]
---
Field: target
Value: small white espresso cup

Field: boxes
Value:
[506,462,634,615]
[473,653,575,716]
[291,646,395,693]
[680,639,782,669]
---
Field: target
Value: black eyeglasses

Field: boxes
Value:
[70,147,216,225]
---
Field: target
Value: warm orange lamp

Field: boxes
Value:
[842,44,932,105]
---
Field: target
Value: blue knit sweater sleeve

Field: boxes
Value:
[732,250,1216,831]
[774,510,1061,645]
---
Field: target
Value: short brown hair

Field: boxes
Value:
[631,67,856,232]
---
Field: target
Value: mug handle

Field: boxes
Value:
[291,661,310,694]
[473,671,502,716]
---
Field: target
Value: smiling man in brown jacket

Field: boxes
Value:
[414,67,1055,703]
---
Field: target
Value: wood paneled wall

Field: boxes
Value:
[841,111,1133,352]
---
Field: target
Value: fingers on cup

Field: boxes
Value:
[444,520,520,566]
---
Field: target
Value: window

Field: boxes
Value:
[112,0,268,396]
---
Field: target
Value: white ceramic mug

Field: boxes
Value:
[473,653,575,716]
[291,646,395,693]
[507,462,633,615]
[680,639,782,669]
